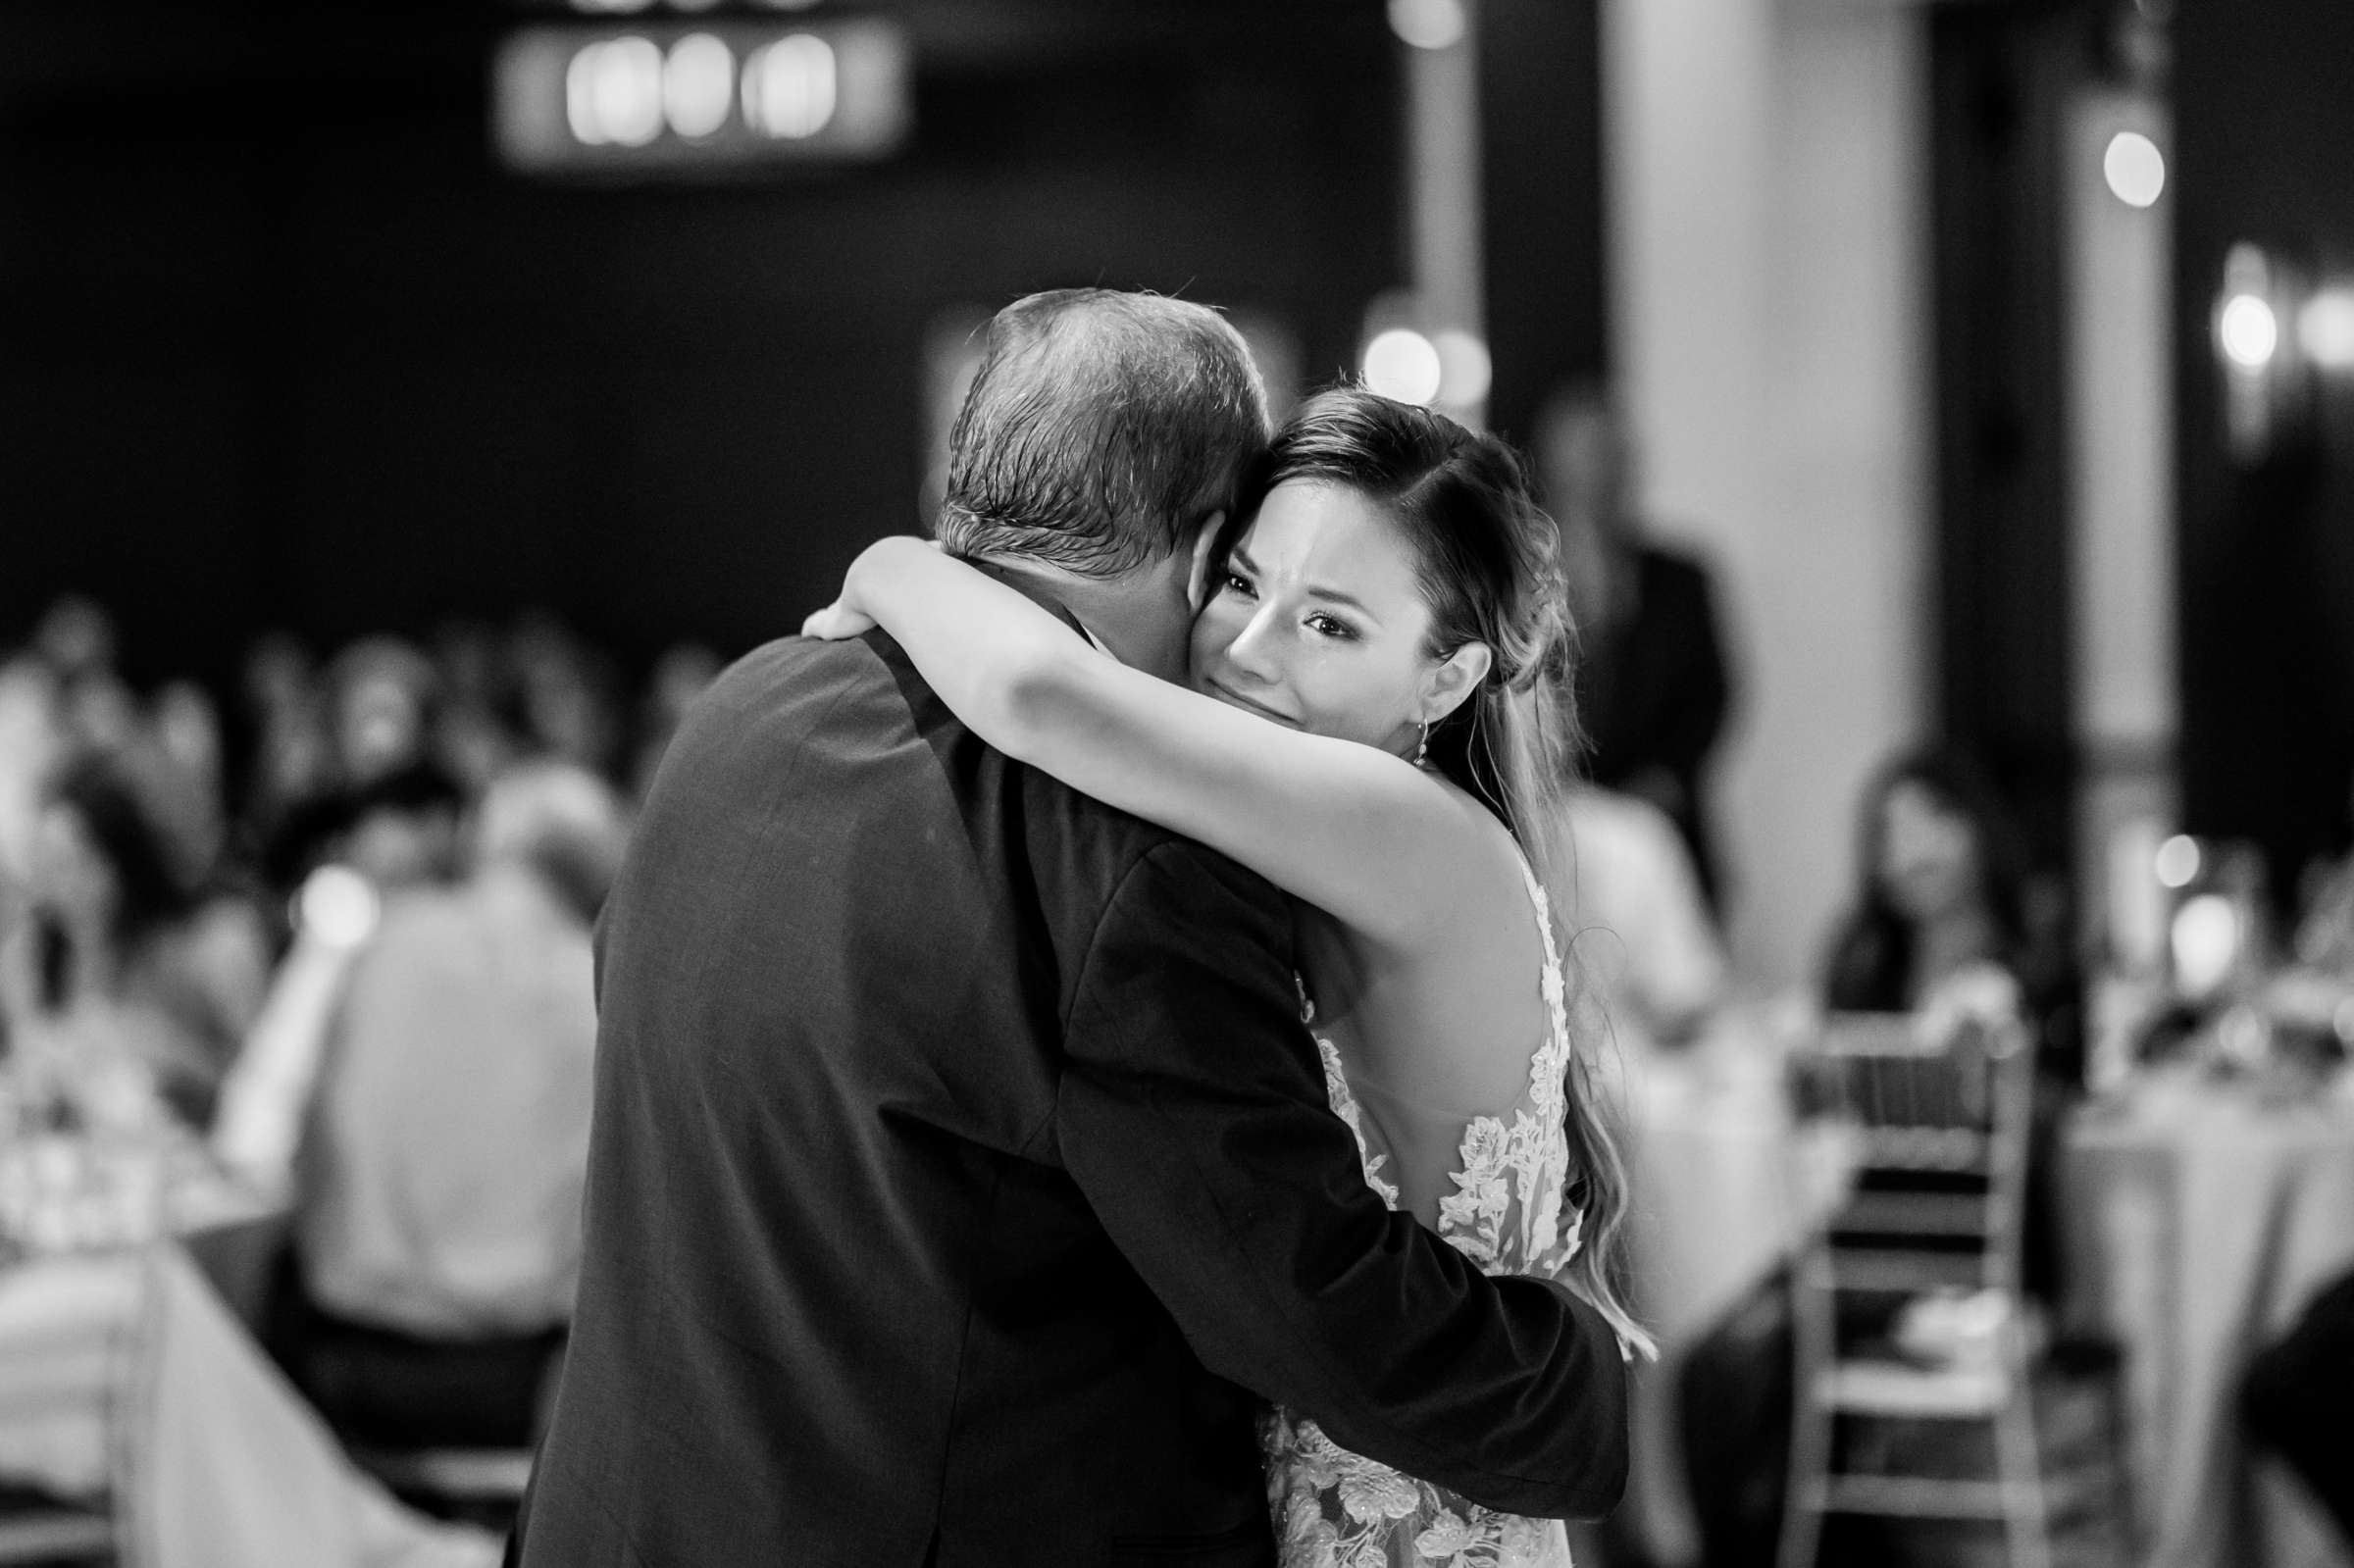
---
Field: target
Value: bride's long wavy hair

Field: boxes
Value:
[1219,384,1652,1358]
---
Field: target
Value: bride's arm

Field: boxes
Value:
[819,537,1510,951]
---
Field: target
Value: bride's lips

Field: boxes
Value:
[1205,681,1300,728]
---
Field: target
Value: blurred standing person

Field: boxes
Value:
[1536,385,1734,914]
[284,761,625,1448]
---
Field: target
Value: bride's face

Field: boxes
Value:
[1189,479,1449,755]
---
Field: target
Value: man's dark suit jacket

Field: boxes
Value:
[509,631,1628,1568]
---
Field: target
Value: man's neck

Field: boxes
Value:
[970,556,1182,680]
[969,558,1090,635]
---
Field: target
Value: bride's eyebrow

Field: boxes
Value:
[1305,584,1381,624]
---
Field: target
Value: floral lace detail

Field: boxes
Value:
[1431,867,1581,1280]
[1270,860,1580,1568]
[1260,1407,1567,1568]
[1298,982,1401,1209]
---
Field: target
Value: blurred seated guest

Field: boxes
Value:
[30,596,141,760]
[285,761,626,1447]
[1821,749,2077,1040]
[428,622,524,797]
[142,680,231,888]
[2243,1266,2354,1549]
[2295,864,2354,974]
[1819,746,2082,1297]
[237,631,331,846]
[263,757,466,897]
[1537,384,1735,913]
[21,756,265,1128]
[0,651,64,878]
[261,638,448,888]
[1554,784,1729,1052]
[512,613,623,780]
[329,635,441,788]
[628,641,723,802]
[2294,774,2354,975]
[216,772,504,1196]
[336,760,466,891]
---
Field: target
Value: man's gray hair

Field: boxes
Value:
[938,289,1271,577]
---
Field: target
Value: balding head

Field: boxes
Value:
[938,289,1271,578]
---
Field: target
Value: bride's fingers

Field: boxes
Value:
[801,603,876,640]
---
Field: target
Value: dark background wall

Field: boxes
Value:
[1925,3,2087,870]
[1,1,1468,692]
[1478,0,1606,448]
[2174,0,2354,895]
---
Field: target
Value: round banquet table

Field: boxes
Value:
[2063,1065,2354,1568]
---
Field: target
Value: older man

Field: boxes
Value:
[512,290,1628,1567]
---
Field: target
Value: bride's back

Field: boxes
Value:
[1290,809,1571,1245]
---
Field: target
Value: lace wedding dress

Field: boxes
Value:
[1263,861,1584,1568]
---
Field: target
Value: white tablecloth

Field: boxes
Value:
[2065,1067,2354,1568]
[0,1242,500,1568]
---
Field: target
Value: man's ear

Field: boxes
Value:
[1421,642,1495,725]
[1186,512,1227,614]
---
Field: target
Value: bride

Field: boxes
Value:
[807,384,1652,1567]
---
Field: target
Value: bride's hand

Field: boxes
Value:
[800,600,876,640]
[801,536,945,640]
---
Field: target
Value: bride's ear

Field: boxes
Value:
[1419,642,1494,725]
[1185,513,1227,614]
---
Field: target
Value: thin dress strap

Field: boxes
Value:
[1511,852,1574,1109]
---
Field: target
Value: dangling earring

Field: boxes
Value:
[1414,718,1431,769]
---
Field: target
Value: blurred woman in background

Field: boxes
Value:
[1824,753,2074,1043]
[1819,746,2082,1300]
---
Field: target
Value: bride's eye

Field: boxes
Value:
[1305,613,1357,641]
[1221,571,1256,599]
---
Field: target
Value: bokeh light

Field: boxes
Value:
[2299,290,2354,369]
[298,865,383,949]
[2171,893,2241,996]
[567,36,665,147]
[2219,292,2279,370]
[663,34,735,139]
[1362,329,1444,406]
[1431,329,1493,407]
[2102,130,2166,209]
[1387,0,1467,50]
[743,33,838,139]
[2154,833,2201,889]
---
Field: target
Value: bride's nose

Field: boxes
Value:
[1222,607,1286,683]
